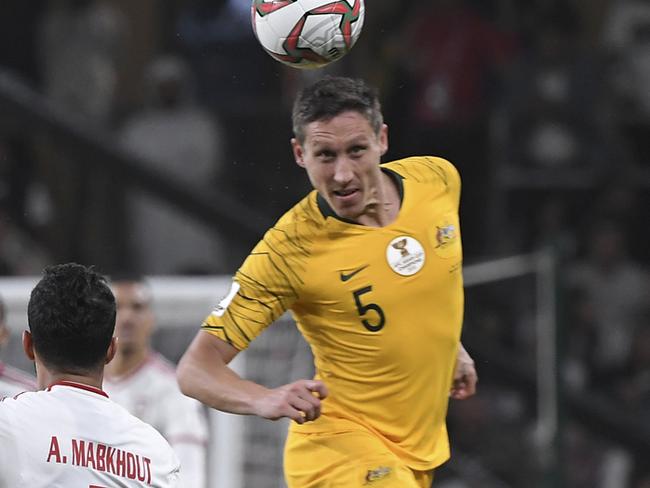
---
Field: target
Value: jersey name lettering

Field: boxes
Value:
[44,436,152,484]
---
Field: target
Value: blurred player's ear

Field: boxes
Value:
[0,323,9,347]
[105,337,118,365]
[291,138,306,168]
[22,330,35,361]
[379,124,389,156]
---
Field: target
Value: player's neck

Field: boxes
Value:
[356,171,400,227]
[105,347,150,379]
[38,368,103,391]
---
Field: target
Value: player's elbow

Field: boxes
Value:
[176,354,198,399]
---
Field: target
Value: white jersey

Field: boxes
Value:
[0,361,36,398]
[0,381,180,488]
[104,353,208,488]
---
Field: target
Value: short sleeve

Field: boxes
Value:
[202,229,301,350]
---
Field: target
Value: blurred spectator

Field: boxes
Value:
[35,0,129,269]
[0,138,36,232]
[397,0,515,132]
[104,276,208,487]
[567,220,649,385]
[349,1,414,92]
[602,0,650,116]
[0,206,51,276]
[390,0,517,256]
[0,0,45,86]
[175,0,306,218]
[504,4,609,170]
[447,384,532,486]
[0,296,36,397]
[613,320,650,423]
[176,0,277,114]
[0,136,53,275]
[564,423,618,488]
[564,287,600,392]
[572,0,613,50]
[119,55,226,274]
[604,320,650,486]
[0,3,44,258]
[591,181,648,263]
[38,0,127,125]
[530,197,578,257]
[601,0,650,166]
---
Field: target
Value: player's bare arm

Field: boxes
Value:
[450,343,478,400]
[177,331,328,424]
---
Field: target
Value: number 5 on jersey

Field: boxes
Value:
[352,286,385,332]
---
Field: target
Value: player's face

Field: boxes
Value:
[112,282,155,354]
[292,110,388,222]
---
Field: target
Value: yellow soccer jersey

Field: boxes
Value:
[203,156,464,470]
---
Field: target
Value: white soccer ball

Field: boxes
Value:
[251,0,365,69]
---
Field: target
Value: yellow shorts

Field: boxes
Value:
[284,428,434,488]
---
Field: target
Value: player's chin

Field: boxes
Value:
[331,202,362,221]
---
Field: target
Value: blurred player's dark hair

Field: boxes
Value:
[28,263,116,373]
[109,271,149,286]
[292,76,383,143]
[108,272,153,305]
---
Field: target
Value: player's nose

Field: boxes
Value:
[332,158,354,184]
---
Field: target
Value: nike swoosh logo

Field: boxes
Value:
[340,265,369,282]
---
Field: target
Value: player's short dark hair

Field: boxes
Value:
[292,76,383,143]
[27,263,116,373]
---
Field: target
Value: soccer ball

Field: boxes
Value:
[251,0,365,69]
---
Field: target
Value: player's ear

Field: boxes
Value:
[379,124,389,156]
[0,324,9,348]
[291,138,306,168]
[105,337,118,365]
[22,330,35,361]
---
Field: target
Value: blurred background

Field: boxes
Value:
[0,0,648,487]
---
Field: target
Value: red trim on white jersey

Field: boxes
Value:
[47,380,109,398]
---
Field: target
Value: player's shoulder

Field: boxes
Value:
[133,352,181,391]
[256,191,324,252]
[0,389,44,415]
[144,352,177,378]
[122,402,170,440]
[383,156,461,186]
[274,192,322,228]
[113,400,179,462]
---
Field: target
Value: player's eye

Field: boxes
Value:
[316,150,335,161]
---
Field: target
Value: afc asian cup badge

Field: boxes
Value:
[386,236,425,276]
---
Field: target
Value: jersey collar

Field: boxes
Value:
[316,166,404,223]
[47,380,109,398]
